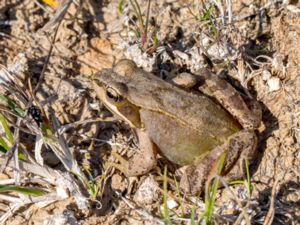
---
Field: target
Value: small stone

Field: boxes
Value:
[173,50,190,61]
[56,186,69,199]
[159,199,179,212]
[43,211,79,225]
[286,5,300,15]
[134,176,160,205]
[262,70,272,81]
[89,102,99,110]
[111,174,128,193]
[166,199,178,209]
[272,54,285,72]
[207,43,228,60]
[267,77,281,92]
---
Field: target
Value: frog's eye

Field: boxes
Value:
[106,87,123,102]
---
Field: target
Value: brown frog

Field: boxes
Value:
[92,59,261,194]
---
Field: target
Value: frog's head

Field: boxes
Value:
[93,60,142,128]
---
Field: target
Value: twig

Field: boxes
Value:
[219,177,252,225]
[41,0,73,32]
[0,194,21,203]
[33,24,60,95]
[226,0,232,24]
[263,178,280,225]
[33,0,54,13]
[58,117,117,135]
[0,193,63,224]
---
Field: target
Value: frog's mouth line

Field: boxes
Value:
[94,83,140,128]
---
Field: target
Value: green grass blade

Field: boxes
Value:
[190,204,196,225]
[118,0,125,14]
[229,159,253,194]
[0,95,26,117]
[163,165,172,225]
[229,180,245,185]
[245,159,253,194]
[0,137,10,152]
[0,185,46,196]
[173,175,185,217]
[202,4,215,21]
[0,113,14,143]
[134,0,142,15]
[129,0,144,31]
[0,113,26,160]
[202,150,227,224]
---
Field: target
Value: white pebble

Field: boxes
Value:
[262,70,272,81]
[267,77,281,92]
[160,199,178,211]
[166,199,178,209]
[173,50,189,61]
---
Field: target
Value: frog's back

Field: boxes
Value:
[97,68,240,138]
[122,68,241,138]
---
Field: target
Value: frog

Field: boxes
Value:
[92,59,261,194]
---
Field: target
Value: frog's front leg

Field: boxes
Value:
[180,130,257,195]
[108,129,157,176]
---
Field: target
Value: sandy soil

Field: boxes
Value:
[0,0,299,224]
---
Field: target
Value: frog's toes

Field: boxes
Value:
[180,163,209,195]
[106,150,156,177]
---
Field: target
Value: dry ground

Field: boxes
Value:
[0,0,299,224]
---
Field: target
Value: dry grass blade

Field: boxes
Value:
[213,0,225,24]
[47,108,85,178]
[41,0,73,32]
[0,153,88,211]
[0,202,25,223]
[34,133,44,166]
[0,52,89,215]
[218,177,252,225]
[263,178,280,225]
[0,193,63,224]
[0,54,29,106]
[0,155,53,185]
[0,194,21,203]
[0,143,16,173]
[0,53,28,85]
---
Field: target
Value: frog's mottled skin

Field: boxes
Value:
[93,59,261,194]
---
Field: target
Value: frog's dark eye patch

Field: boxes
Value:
[106,86,123,102]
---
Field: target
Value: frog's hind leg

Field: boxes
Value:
[222,130,257,182]
[180,130,257,195]
[196,68,261,129]
[106,129,157,177]
[171,69,261,129]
